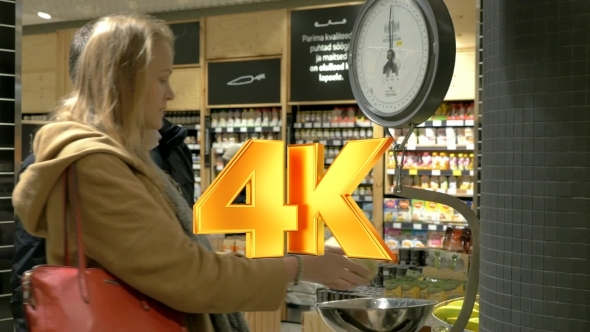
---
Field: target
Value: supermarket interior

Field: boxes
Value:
[1,0,589,331]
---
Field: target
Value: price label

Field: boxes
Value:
[273,127,280,132]
[216,149,224,154]
[240,127,247,132]
[452,170,462,176]
[352,196,360,201]
[431,170,441,176]
[447,141,457,150]
[407,142,416,150]
[428,225,438,231]
[413,223,422,230]
[214,128,222,133]
[447,189,456,195]
[366,196,373,202]
[333,140,342,145]
[313,123,322,128]
[296,140,303,144]
[469,171,474,176]
[326,158,334,164]
[319,140,327,145]
[255,127,262,132]
[432,120,442,127]
[409,169,418,175]
[467,190,474,195]
[227,127,234,133]
[304,123,312,128]
[447,120,462,127]
[294,123,302,128]
[467,143,475,150]
[465,120,474,126]
[322,122,331,127]
[393,223,402,229]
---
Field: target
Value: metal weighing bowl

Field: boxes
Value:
[430,296,480,332]
[316,298,437,332]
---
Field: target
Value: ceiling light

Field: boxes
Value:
[37,12,52,20]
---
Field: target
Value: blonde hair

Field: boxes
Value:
[53,13,173,178]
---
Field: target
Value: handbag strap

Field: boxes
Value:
[62,164,90,302]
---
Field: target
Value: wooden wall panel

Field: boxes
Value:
[205,9,286,60]
[56,28,78,99]
[445,49,476,101]
[167,67,202,111]
[22,71,57,114]
[22,33,57,113]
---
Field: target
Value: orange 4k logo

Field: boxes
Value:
[194,137,396,260]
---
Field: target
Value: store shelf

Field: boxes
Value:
[400,144,475,151]
[295,139,347,146]
[416,119,475,127]
[352,195,373,202]
[386,169,474,176]
[212,126,281,133]
[293,122,372,129]
[384,221,467,231]
[385,188,474,198]
[176,124,201,130]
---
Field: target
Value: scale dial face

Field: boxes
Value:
[354,0,430,117]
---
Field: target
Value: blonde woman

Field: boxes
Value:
[11,13,371,332]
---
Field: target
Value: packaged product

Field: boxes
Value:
[427,231,445,248]
[411,199,426,221]
[401,279,420,299]
[222,239,235,254]
[383,199,398,222]
[443,228,466,253]
[384,228,402,251]
[424,201,440,222]
[438,203,455,222]
[411,230,428,248]
[397,199,412,221]
[400,229,414,248]
[427,280,447,302]
[384,279,402,298]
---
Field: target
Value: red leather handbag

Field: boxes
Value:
[22,164,187,332]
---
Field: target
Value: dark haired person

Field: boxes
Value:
[9,19,195,331]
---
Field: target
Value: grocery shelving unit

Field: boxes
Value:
[0,0,19,328]
[288,104,381,225]
[206,107,285,183]
[381,100,478,250]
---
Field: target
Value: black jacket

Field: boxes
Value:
[10,119,195,332]
[151,118,195,207]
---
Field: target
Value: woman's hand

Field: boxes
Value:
[300,251,372,291]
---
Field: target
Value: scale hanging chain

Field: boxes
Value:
[392,123,416,194]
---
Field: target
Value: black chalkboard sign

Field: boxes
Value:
[207,58,281,106]
[289,5,363,102]
[170,21,200,65]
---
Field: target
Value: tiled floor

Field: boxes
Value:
[280,322,302,332]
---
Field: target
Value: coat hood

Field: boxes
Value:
[12,121,141,237]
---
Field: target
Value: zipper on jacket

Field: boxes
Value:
[22,270,35,308]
